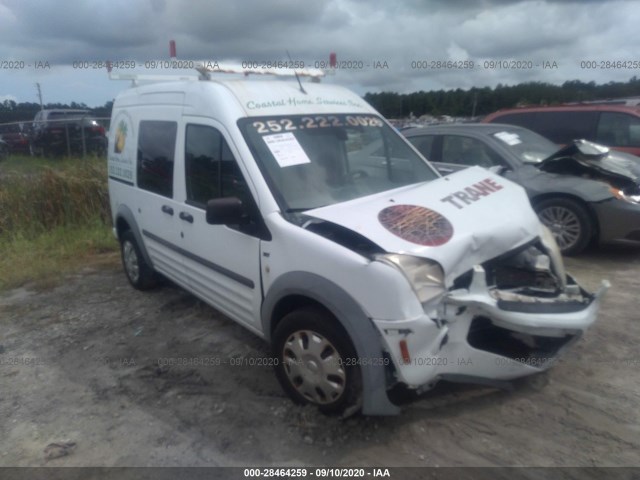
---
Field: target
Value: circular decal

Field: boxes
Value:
[378,204,454,247]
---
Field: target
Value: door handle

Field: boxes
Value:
[179,212,194,223]
[161,205,174,215]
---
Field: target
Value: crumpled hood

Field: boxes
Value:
[541,139,640,186]
[305,166,544,284]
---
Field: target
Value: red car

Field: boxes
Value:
[0,123,30,155]
[483,104,640,157]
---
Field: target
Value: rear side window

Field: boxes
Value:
[490,112,538,131]
[536,111,598,144]
[185,124,250,207]
[490,111,599,145]
[137,120,177,198]
[596,112,640,147]
[407,135,435,159]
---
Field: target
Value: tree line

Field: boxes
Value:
[365,77,640,118]
[2,77,640,124]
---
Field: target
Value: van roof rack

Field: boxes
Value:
[108,61,327,86]
[196,62,325,79]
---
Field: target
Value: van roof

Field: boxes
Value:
[113,78,376,118]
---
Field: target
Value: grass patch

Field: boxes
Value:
[0,155,118,290]
[0,222,119,290]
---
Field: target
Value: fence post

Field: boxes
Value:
[64,113,71,158]
[81,114,87,159]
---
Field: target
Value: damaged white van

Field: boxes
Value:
[108,66,609,415]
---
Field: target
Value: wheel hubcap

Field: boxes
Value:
[538,206,581,251]
[123,241,140,283]
[282,330,346,405]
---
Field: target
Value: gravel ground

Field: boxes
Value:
[0,246,639,468]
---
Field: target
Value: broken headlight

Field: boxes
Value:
[376,254,446,304]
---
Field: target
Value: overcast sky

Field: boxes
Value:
[1,0,639,107]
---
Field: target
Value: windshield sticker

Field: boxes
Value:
[494,131,522,146]
[263,132,311,167]
[378,205,454,247]
[440,178,504,210]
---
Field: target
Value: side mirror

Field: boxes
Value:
[206,197,247,225]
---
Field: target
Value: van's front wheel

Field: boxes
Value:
[120,231,157,290]
[273,308,362,415]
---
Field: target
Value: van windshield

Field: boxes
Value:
[238,114,439,211]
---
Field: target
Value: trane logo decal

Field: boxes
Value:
[440,178,503,210]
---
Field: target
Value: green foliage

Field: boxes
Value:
[0,157,110,237]
[364,77,640,118]
[0,156,117,289]
[0,222,117,290]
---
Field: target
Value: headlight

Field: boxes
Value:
[376,254,446,304]
[610,186,640,205]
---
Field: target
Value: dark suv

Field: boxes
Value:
[30,109,107,157]
[483,105,640,156]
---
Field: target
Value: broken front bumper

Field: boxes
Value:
[374,266,609,390]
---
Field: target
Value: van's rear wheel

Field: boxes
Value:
[273,308,362,415]
[120,231,157,290]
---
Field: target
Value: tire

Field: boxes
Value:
[120,230,158,290]
[272,307,362,415]
[534,197,593,256]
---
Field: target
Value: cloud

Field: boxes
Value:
[0,0,638,105]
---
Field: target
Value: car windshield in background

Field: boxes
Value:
[239,114,438,211]
[0,124,21,134]
[492,128,559,164]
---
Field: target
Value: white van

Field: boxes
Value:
[108,70,608,415]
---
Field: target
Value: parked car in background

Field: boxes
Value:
[482,105,640,156]
[30,109,107,157]
[0,123,30,155]
[404,124,640,255]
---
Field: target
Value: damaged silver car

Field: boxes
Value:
[404,123,640,255]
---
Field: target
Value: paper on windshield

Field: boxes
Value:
[494,131,522,146]
[263,132,311,167]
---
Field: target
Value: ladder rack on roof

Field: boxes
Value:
[108,61,327,86]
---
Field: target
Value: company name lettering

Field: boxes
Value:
[246,96,363,110]
[440,178,504,209]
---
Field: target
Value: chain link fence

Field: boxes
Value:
[0,114,111,159]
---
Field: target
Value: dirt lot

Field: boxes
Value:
[1,246,639,468]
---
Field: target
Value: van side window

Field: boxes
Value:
[137,120,177,197]
[596,112,640,147]
[185,124,250,206]
[185,124,222,205]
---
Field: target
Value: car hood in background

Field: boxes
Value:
[540,139,640,187]
[305,167,543,284]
